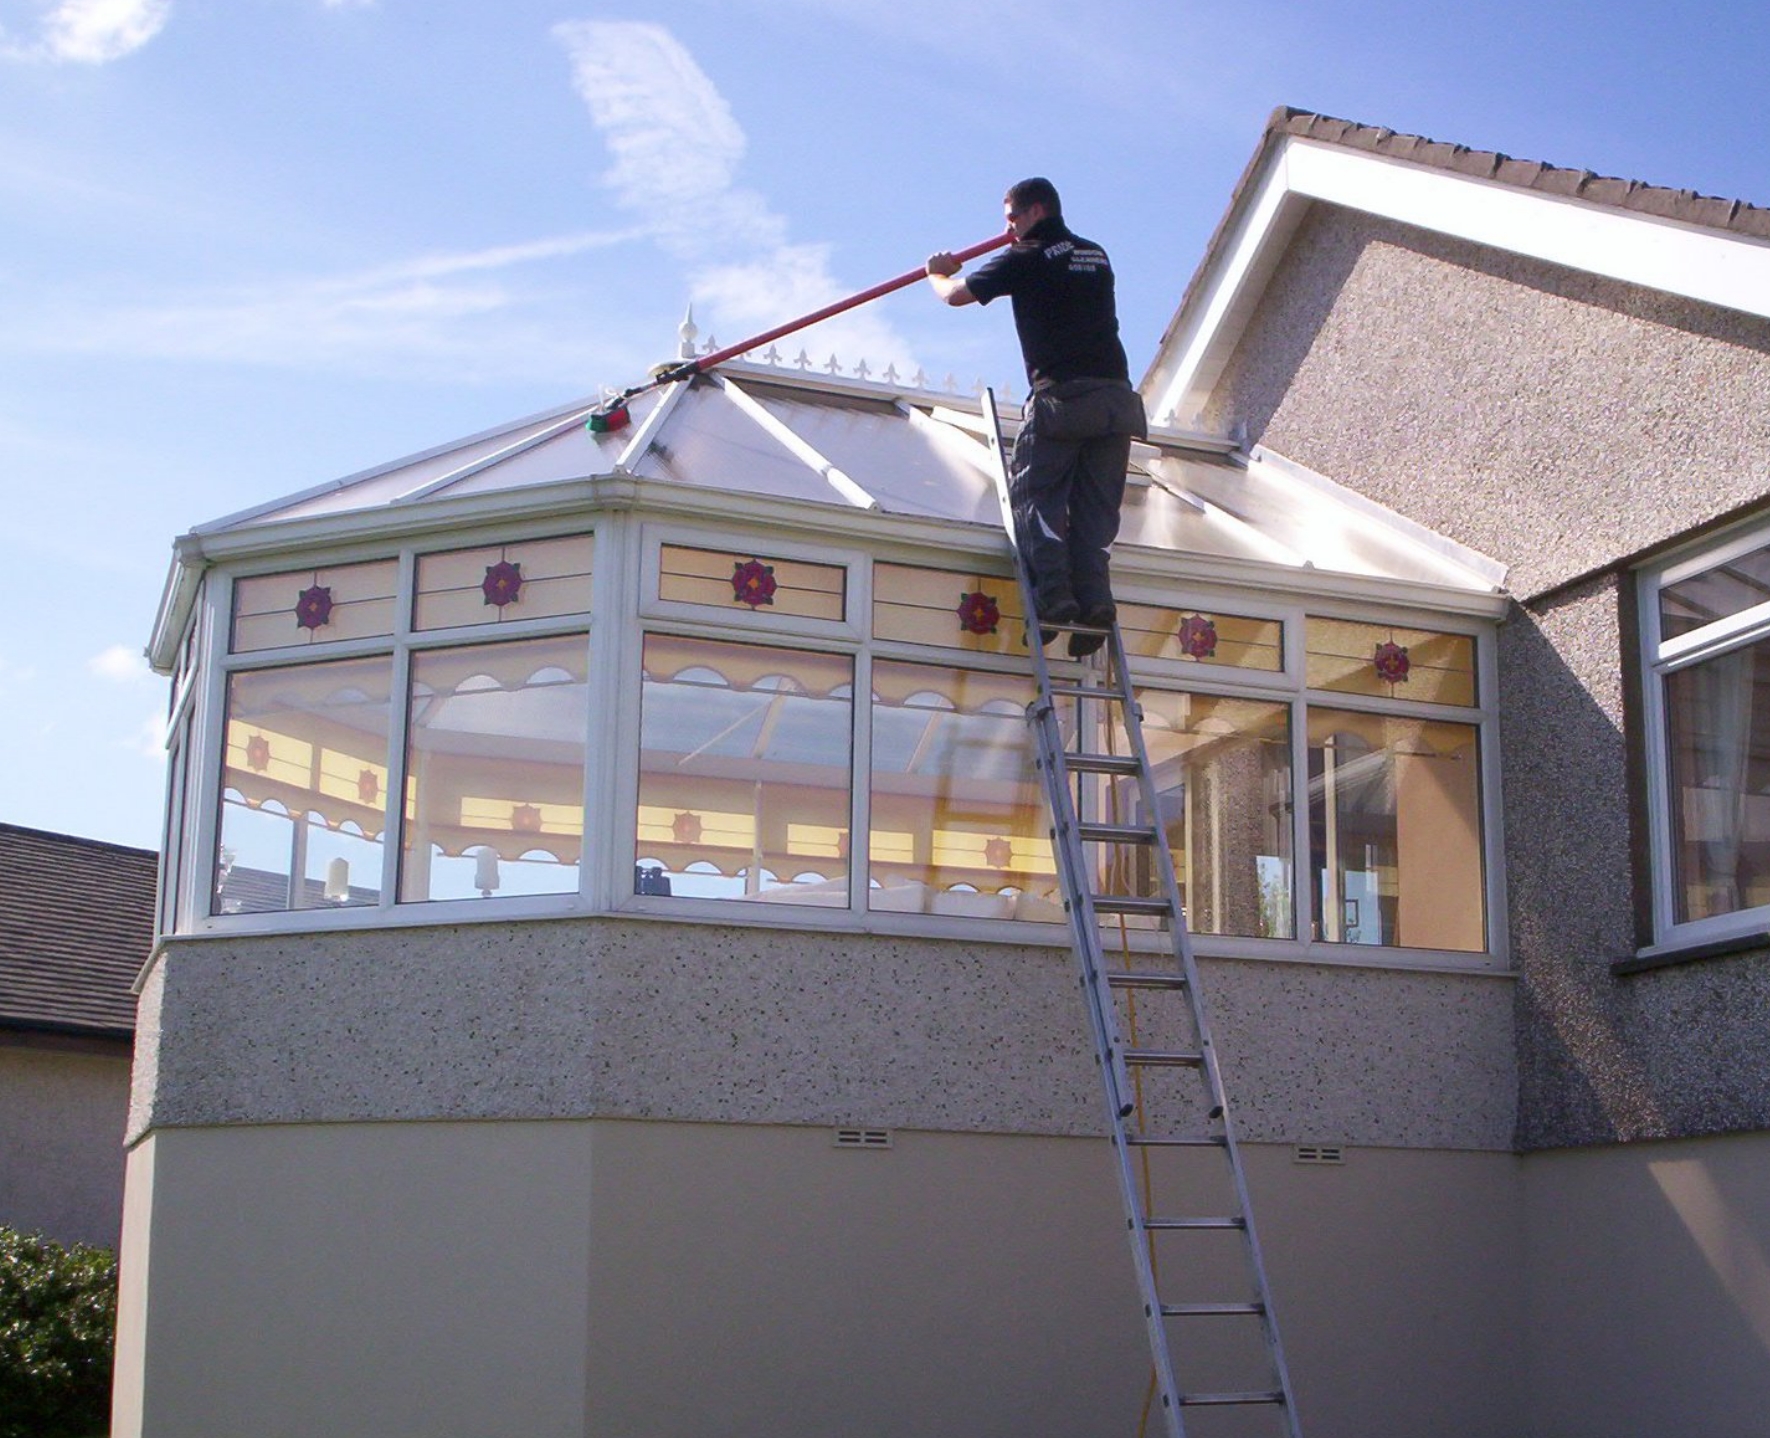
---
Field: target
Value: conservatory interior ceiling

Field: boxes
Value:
[180,356,1505,602]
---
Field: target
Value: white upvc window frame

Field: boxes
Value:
[164,499,1507,973]
[1638,519,1770,954]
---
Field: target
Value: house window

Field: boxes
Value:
[1117,691,1294,939]
[1642,528,1770,942]
[215,655,394,914]
[868,661,1055,920]
[210,531,594,918]
[399,635,590,902]
[635,635,853,904]
[1306,709,1485,951]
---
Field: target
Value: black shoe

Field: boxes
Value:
[1034,595,1079,647]
[1067,603,1115,659]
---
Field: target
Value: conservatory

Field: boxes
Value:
[148,354,1508,969]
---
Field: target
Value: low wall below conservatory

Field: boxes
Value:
[127,916,1517,1150]
[113,1118,1528,1438]
[1522,1130,1770,1438]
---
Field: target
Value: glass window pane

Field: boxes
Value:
[659,544,846,621]
[1661,544,1770,641]
[413,533,594,631]
[872,564,1023,655]
[1306,618,1475,706]
[1664,638,1770,922]
[1307,708,1486,951]
[638,636,852,905]
[869,661,1055,920]
[400,636,589,902]
[1101,692,1293,938]
[231,560,399,653]
[215,656,393,914]
[1120,604,1283,672]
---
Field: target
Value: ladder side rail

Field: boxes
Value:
[981,391,1189,1437]
[1101,623,1305,1433]
[980,391,1141,1124]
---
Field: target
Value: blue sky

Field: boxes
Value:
[5,0,1769,850]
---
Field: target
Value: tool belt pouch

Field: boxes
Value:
[1029,379,1148,442]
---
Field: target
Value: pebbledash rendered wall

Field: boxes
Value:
[1202,198,1770,1436]
[117,918,1524,1438]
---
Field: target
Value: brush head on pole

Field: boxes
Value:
[587,402,630,434]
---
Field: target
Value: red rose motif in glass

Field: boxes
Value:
[983,836,1014,869]
[956,590,1001,635]
[732,559,777,608]
[294,585,333,630]
[356,768,379,805]
[245,735,271,771]
[1178,614,1218,659]
[1374,641,1411,684]
[511,804,543,833]
[671,811,703,845]
[482,561,523,607]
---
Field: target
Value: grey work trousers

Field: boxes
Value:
[1008,377,1148,617]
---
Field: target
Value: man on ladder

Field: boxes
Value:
[925,176,1147,656]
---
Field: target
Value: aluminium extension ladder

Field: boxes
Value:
[982,391,1302,1438]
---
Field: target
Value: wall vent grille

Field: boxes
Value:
[833,1127,893,1150]
[1292,1143,1345,1166]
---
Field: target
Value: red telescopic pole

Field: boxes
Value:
[589,230,1013,432]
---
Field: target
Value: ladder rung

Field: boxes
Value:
[1075,821,1157,845]
[1144,1215,1245,1231]
[1123,1047,1203,1068]
[1091,894,1172,918]
[1179,1391,1286,1408]
[1065,752,1141,775]
[1124,1134,1226,1148]
[1102,968,1187,990]
[1162,1302,1266,1318]
[1046,682,1129,703]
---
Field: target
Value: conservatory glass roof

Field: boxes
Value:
[187,357,1504,596]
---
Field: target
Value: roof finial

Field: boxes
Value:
[678,305,699,360]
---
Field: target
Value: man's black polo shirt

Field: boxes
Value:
[963,216,1130,390]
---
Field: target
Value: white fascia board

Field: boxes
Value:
[1287,140,1770,312]
[1145,146,1313,426]
[1150,135,1770,425]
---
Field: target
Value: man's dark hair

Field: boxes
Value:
[1005,177,1061,217]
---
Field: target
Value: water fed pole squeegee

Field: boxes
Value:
[588,229,1014,433]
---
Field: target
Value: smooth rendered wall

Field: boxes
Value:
[0,1040,130,1247]
[113,1121,596,1438]
[1203,204,1770,1151]
[114,1117,1526,1438]
[1523,1131,1770,1438]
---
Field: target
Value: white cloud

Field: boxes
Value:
[553,20,917,372]
[1,0,171,64]
[128,708,167,760]
[88,643,151,682]
[9,226,652,382]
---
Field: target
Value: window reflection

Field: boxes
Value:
[637,636,853,905]
[1664,638,1770,922]
[215,656,393,914]
[1307,708,1485,951]
[400,635,589,902]
[869,661,1055,920]
[1107,692,1293,938]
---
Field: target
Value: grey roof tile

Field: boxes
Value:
[0,824,155,1038]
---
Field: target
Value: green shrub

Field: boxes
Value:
[0,1226,117,1438]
